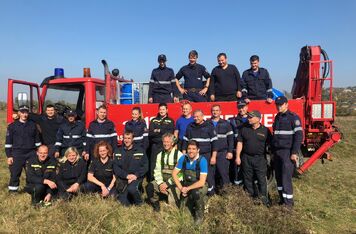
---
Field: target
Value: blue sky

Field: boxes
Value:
[0,0,355,101]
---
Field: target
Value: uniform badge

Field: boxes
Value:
[295,120,301,126]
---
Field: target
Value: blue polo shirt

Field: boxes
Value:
[175,116,194,140]
[176,63,210,89]
[175,155,208,175]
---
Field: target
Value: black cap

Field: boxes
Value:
[18,105,29,112]
[237,100,247,109]
[66,110,77,116]
[158,54,167,62]
[247,110,261,119]
[275,96,288,105]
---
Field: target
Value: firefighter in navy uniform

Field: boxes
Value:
[183,109,218,195]
[5,105,41,192]
[229,101,250,185]
[172,140,208,224]
[148,54,179,103]
[54,110,86,158]
[124,107,149,150]
[114,131,148,206]
[148,103,175,181]
[175,50,211,102]
[272,96,303,207]
[24,145,57,206]
[56,147,87,200]
[147,133,183,211]
[236,110,272,206]
[208,104,234,189]
[85,105,118,160]
[241,55,274,103]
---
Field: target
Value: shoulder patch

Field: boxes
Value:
[295,120,301,126]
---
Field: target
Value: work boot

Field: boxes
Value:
[261,196,271,208]
[152,201,160,212]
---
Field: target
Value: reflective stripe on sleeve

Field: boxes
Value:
[133,136,144,141]
[294,127,303,132]
[5,144,13,148]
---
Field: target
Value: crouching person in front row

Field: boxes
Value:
[114,130,148,206]
[147,133,183,211]
[56,147,87,200]
[81,141,116,197]
[172,140,208,224]
[24,145,57,206]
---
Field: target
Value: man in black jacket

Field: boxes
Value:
[148,54,179,103]
[24,145,57,206]
[28,104,65,158]
[85,105,118,160]
[55,110,86,158]
[5,105,41,192]
[210,53,242,101]
[241,55,273,103]
[114,131,148,206]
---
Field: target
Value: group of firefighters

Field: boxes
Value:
[4,51,303,223]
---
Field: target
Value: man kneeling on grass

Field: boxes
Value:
[24,145,57,206]
[172,140,208,224]
[146,133,183,211]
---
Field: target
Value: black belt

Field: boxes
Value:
[186,88,202,92]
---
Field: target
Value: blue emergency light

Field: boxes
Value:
[54,68,64,78]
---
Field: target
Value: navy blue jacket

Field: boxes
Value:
[207,119,234,153]
[56,158,87,188]
[241,67,273,100]
[272,110,303,154]
[229,115,250,145]
[25,156,57,185]
[113,146,148,179]
[176,63,210,89]
[124,120,149,150]
[148,66,178,97]
[86,119,118,153]
[5,120,41,157]
[183,121,218,154]
[55,120,86,152]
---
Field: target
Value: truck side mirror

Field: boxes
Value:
[16,92,29,108]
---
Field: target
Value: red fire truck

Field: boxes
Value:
[6,45,341,175]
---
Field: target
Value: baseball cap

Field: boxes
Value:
[66,110,77,116]
[158,54,167,62]
[237,100,247,109]
[247,110,261,119]
[275,96,288,105]
[18,105,30,112]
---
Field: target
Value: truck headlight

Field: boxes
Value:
[323,104,333,119]
[312,104,322,119]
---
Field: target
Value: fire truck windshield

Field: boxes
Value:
[43,84,84,115]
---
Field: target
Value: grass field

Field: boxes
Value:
[0,111,355,233]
